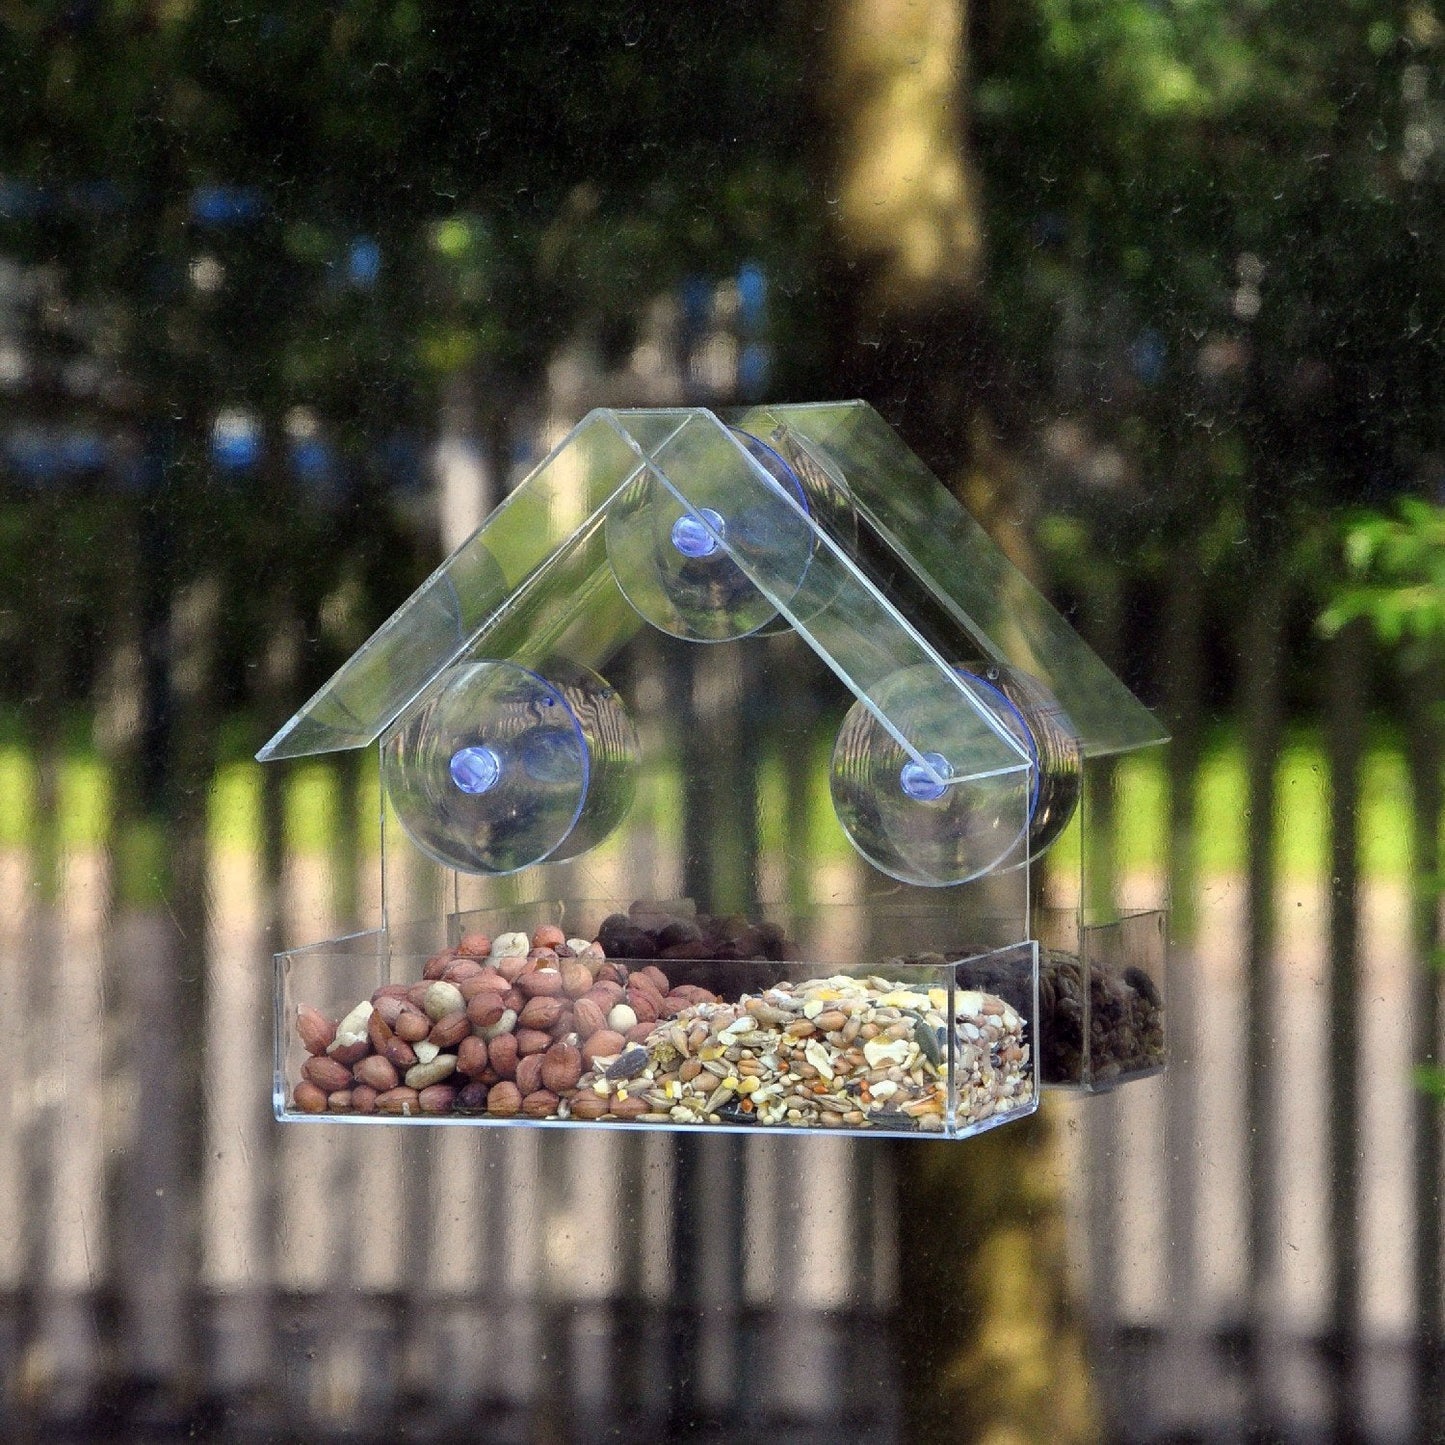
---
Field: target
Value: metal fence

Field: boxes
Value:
[2,616,1440,1441]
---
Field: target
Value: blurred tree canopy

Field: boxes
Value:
[958,0,1445,732]
[973,0,1445,522]
[0,0,818,385]
[0,0,825,737]
[3,0,1441,680]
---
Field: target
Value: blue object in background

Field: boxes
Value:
[3,428,107,485]
[1129,327,1167,386]
[347,236,381,288]
[0,180,49,220]
[288,435,333,485]
[211,411,262,472]
[681,274,712,335]
[190,186,264,228]
[738,341,770,398]
[737,261,766,330]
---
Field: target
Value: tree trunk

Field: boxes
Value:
[815,0,1097,1437]
[814,0,1033,554]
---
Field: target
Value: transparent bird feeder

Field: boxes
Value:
[260,402,1167,1135]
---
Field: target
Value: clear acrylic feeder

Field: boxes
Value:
[260,402,1167,1134]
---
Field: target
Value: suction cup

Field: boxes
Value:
[751,424,857,636]
[382,660,638,875]
[606,427,822,642]
[979,662,1081,857]
[829,662,1080,886]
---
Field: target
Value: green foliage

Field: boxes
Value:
[1319,499,1445,647]
[0,0,823,727]
[1317,495,1445,1103]
[0,0,823,462]
[974,0,1445,570]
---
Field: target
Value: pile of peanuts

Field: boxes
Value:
[289,926,720,1120]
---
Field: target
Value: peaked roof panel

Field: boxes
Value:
[736,401,1168,758]
[258,411,649,760]
[259,403,1155,784]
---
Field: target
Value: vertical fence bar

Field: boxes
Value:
[136,567,222,1413]
[39,823,109,1421]
[1355,779,1414,1438]
[1325,619,1368,1431]
[755,1134,857,1426]
[22,688,91,1424]
[335,758,409,1431]
[274,825,355,1427]
[1160,552,1206,1423]
[0,837,31,1429]
[1270,751,1332,1432]
[547,1131,630,1435]
[199,768,275,1421]
[672,1133,746,1428]
[493,1129,545,1420]
[1081,565,1123,1348]
[1408,661,1444,1443]
[1080,756,1121,1366]
[1241,566,1285,1365]
[408,1131,492,1422]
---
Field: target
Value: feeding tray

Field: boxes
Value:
[260,403,1168,1137]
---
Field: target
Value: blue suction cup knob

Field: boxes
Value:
[449,744,502,795]
[899,752,952,802]
[670,507,726,559]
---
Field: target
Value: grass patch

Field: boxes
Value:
[1275,740,1330,881]
[1044,730,1413,887]
[357,758,382,854]
[1196,744,1247,876]
[210,762,263,851]
[1361,748,1411,881]
[807,731,852,864]
[0,748,35,847]
[0,721,1429,900]
[58,756,109,848]
[283,763,344,854]
[115,817,169,906]
[1116,748,1168,874]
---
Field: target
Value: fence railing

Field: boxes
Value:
[1,626,1439,1442]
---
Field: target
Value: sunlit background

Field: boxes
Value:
[2,1,1443,1441]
